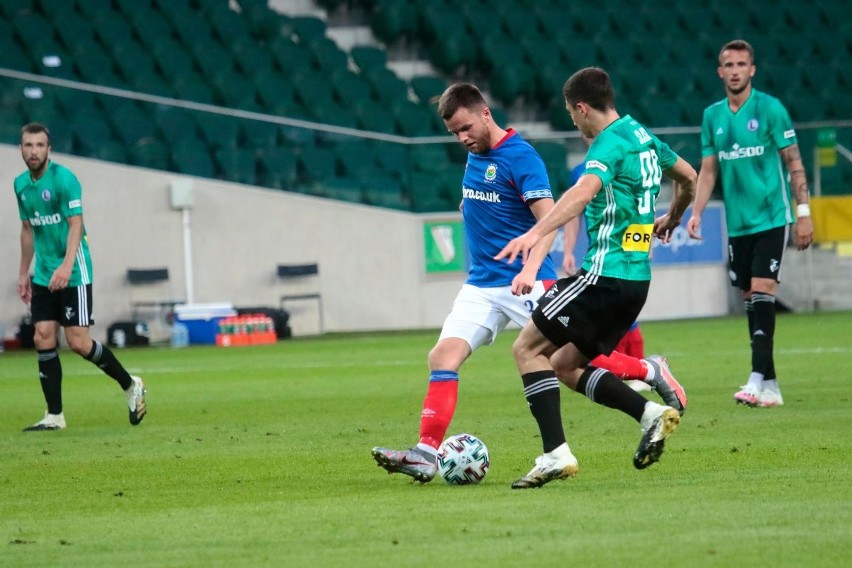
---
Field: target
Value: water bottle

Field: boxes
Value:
[171,321,190,348]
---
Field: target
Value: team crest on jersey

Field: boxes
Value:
[484,163,498,182]
[41,189,52,201]
[746,119,759,132]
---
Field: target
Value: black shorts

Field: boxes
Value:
[728,225,788,291]
[30,283,94,327]
[531,271,649,360]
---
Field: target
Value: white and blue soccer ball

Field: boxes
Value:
[437,433,490,485]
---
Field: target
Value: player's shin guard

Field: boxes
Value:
[418,370,459,450]
[577,366,647,422]
[37,348,63,415]
[751,293,776,377]
[85,340,133,390]
[590,350,648,381]
[521,370,565,453]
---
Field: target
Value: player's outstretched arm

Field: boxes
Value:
[496,174,600,265]
[655,157,697,243]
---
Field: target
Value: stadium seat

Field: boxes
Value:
[195,112,240,150]
[129,138,171,171]
[329,69,374,107]
[258,146,299,190]
[350,46,388,75]
[369,0,416,43]
[335,142,379,180]
[323,176,365,204]
[172,137,216,179]
[352,99,397,134]
[410,75,446,105]
[215,147,257,185]
[297,146,337,184]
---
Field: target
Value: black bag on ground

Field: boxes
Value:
[107,321,150,347]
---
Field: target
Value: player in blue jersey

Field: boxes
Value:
[687,40,814,408]
[372,83,560,482]
[497,68,697,488]
[15,123,147,431]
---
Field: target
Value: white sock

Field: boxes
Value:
[416,443,438,458]
[547,442,573,460]
[762,379,780,394]
[640,401,666,431]
[747,372,764,390]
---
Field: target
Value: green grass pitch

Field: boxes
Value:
[1,311,850,567]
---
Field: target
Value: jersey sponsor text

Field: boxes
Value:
[462,187,502,203]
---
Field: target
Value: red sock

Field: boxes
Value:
[590,350,648,381]
[418,371,459,450]
[615,326,645,358]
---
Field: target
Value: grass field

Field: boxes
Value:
[1,311,850,567]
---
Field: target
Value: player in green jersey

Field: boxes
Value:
[15,123,147,431]
[686,39,814,409]
[496,67,697,489]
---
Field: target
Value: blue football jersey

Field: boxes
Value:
[460,129,557,286]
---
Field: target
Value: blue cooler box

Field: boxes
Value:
[174,303,237,345]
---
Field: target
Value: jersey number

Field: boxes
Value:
[638,150,661,214]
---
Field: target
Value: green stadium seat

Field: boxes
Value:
[408,144,450,171]
[270,38,315,78]
[336,142,378,180]
[242,4,290,42]
[173,72,216,104]
[297,146,337,183]
[257,146,299,190]
[89,139,129,164]
[242,119,280,152]
[154,106,201,146]
[233,41,276,77]
[370,0,416,43]
[352,99,397,134]
[323,176,365,204]
[209,8,251,43]
[409,75,446,105]
[363,67,409,105]
[152,38,196,80]
[127,9,173,43]
[195,112,240,150]
[364,175,407,209]
[68,0,110,16]
[192,40,235,80]
[111,38,159,84]
[130,70,175,98]
[372,141,409,179]
[215,147,257,185]
[211,69,260,110]
[290,16,327,45]
[392,100,443,137]
[309,37,350,72]
[329,69,374,107]
[350,46,388,74]
[44,117,74,155]
[104,101,157,147]
[255,71,296,112]
[129,138,172,171]
[292,73,335,109]
[172,137,216,178]
[92,12,133,51]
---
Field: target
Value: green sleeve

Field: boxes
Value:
[768,98,797,150]
[700,108,715,158]
[58,168,84,217]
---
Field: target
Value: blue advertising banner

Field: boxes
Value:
[548,202,726,270]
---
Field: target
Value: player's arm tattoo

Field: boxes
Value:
[780,144,810,204]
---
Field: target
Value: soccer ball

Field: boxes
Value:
[437,433,490,485]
